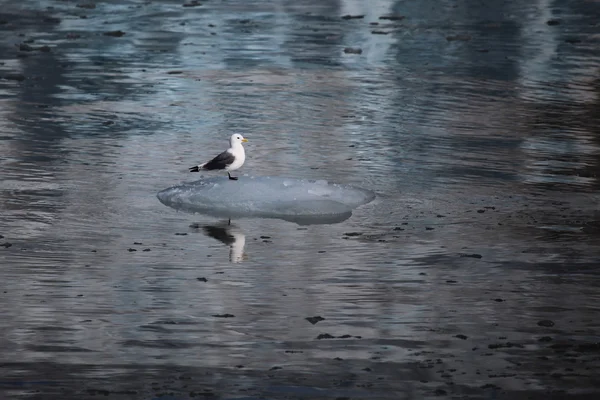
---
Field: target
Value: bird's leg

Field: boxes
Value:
[228,172,238,180]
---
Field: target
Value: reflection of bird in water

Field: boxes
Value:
[202,223,247,263]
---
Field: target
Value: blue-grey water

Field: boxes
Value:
[1,0,599,399]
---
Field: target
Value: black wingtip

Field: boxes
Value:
[189,166,200,172]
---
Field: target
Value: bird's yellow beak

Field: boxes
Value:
[242,138,248,142]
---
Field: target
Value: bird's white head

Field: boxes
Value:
[230,134,248,147]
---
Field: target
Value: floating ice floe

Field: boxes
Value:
[157,176,375,225]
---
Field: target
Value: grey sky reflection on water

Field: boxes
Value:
[0,0,600,398]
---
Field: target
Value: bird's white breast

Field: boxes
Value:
[226,146,245,171]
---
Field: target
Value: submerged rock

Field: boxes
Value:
[104,30,125,37]
[341,15,364,20]
[537,319,555,327]
[306,316,325,325]
[379,15,405,21]
[343,47,362,54]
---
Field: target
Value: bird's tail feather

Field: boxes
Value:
[189,163,206,172]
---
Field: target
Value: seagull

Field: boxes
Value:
[189,134,248,180]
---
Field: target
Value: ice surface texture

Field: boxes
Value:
[157,176,375,225]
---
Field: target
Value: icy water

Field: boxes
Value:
[1,0,600,399]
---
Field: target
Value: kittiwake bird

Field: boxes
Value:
[189,134,248,180]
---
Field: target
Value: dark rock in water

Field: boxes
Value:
[43,17,61,24]
[446,34,472,42]
[379,15,405,21]
[191,390,215,397]
[19,43,34,51]
[488,342,524,349]
[213,313,234,318]
[537,319,555,327]
[371,30,390,35]
[344,232,363,236]
[183,0,202,7]
[480,383,500,389]
[167,70,183,74]
[343,47,362,54]
[197,277,208,282]
[87,389,110,396]
[127,248,137,252]
[341,15,364,20]
[455,334,468,340]
[547,19,561,26]
[306,316,325,325]
[1,242,12,248]
[459,253,482,259]
[317,333,335,340]
[104,30,126,37]
[174,232,187,236]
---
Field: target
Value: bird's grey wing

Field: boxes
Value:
[202,150,235,170]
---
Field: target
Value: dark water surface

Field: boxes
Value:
[1,0,600,399]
